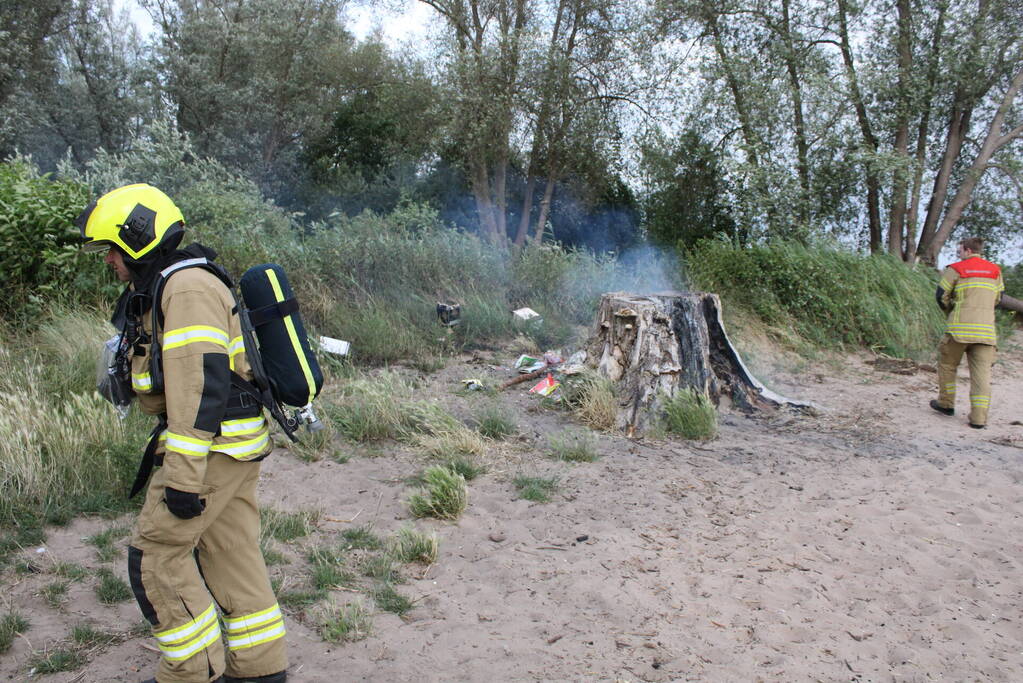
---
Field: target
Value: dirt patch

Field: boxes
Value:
[3,339,1023,682]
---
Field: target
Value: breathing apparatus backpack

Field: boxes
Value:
[236,263,325,438]
[103,254,324,444]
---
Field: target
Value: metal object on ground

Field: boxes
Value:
[437,302,461,326]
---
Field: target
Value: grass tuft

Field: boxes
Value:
[371,583,415,616]
[388,526,439,564]
[548,430,598,462]
[359,555,400,583]
[308,550,358,592]
[319,600,372,643]
[562,371,616,430]
[513,475,560,502]
[95,568,132,604]
[473,403,516,439]
[278,587,327,610]
[86,523,130,563]
[662,388,717,440]
[443,456,486,481]
[41,580,69,609]
[408,466,467,520]
[52,561,89,581]
[288,424,337,463]
[71,623,117,648]
[0,612,28,653]
[261,508,320,543]
[29,647,86,674]
[260,542,288,567]
[339,526,383,551]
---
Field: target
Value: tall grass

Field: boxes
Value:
[0,310,148,534]
[686,240,946,358]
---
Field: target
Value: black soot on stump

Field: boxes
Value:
[586,291,812,435]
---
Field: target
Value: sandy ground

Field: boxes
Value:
[3,335,1022,683]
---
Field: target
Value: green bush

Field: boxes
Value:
[1003,263,1023,301]
[686,239,946,357]
[0,158,109,320]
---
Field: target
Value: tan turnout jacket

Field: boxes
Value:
[130,266,271,493]
[939,255,1004,346]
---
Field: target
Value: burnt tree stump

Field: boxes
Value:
[586,292,810,435]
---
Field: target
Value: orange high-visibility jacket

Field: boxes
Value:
[939,256,1004,346]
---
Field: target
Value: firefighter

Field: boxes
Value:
[930,236,1005,429]
[77,184,287,683]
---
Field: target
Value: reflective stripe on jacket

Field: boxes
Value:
[939,256,1004,345]
[132,267,271,492]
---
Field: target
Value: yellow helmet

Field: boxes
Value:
[76,184,185,260]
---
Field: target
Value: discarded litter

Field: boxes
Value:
[462,378,485,391]
[512,307,542,322]
[437,302,461,327]
[529,373,560,396]
[515,354,539,369]
[515,354,546,373]
[319,336,351,356]
[561,350,587,375]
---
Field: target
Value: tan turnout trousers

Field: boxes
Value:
[128,453,286,683]
[936,334,996,426]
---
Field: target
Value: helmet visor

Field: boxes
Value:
[81,239,113,253]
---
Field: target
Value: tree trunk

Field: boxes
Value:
[781,0,810,223]
[922,68,1023,265]
[586,292,811,436]
[999,294,1023,315]
[836,0,882,252]
[705,4,761,166]
[887,0,913,257]
[531,174,557,247]
[917,103,972,262]
[903,0,947,262]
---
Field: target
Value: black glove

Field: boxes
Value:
[164,487,206,519]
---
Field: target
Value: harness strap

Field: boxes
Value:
[129,414,168,499]
[247,298,299,327]
[230,371,298,441]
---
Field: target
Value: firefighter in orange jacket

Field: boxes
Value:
[78,185,287,683]
[930,237,1004,429]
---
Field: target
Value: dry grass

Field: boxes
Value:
[563,371,616,430]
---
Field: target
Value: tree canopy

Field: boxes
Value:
[0,0,1020,261]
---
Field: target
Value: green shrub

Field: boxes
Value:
[662,388,717,440]
[0,158,103,320]
[686,239,946,357]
